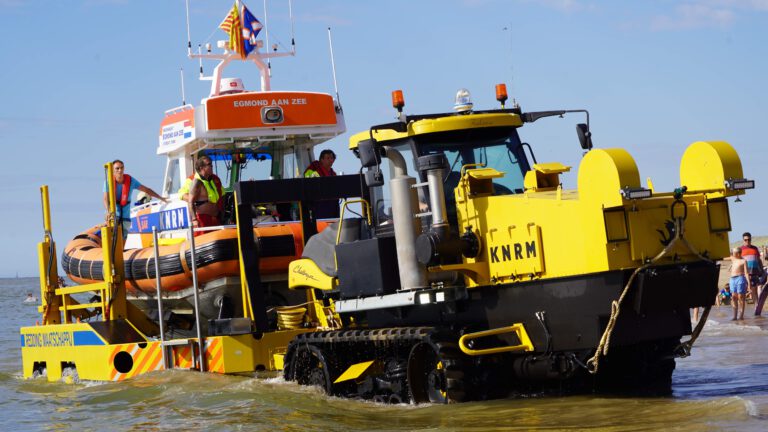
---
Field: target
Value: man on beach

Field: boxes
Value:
[739,232,763,304]
[729,247,751,320]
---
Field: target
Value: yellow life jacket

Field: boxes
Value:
[194,173,222,204]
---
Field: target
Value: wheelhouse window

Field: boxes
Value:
[417,127,528,195]
[415,127,529,227]
[164,158,181,197]
[238,153,273,182]
[363,127,529,230]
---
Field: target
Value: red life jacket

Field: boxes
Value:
[303,160,336,177]
[115,174,132,207]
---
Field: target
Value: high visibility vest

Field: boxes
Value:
[194,173,223,204]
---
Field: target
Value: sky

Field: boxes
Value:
[0,0,766,277]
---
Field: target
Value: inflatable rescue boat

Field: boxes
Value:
[62,222,328,295]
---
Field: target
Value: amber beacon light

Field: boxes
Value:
[391,90,405,113]
[495,83,508,108]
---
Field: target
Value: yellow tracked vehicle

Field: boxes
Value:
[281,85,754,402]
[22,84,753,405]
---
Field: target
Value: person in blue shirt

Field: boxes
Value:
[716,284,732,306]
[102,159,167,239]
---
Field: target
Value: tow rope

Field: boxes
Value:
[586,192,714,374]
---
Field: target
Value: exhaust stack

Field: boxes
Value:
[384,146,428,290]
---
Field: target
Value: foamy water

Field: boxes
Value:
[2,277,767,430]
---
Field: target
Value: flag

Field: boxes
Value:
[241,4,263,57]
[219,2,246,58]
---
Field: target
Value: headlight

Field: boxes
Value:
[725,178,755,191]
[620,187,652,200]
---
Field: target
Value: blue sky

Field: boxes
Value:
[0,0,766,277]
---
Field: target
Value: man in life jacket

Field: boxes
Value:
[188,155,224,235]
[303,149,340,219]
[103,159,167,239]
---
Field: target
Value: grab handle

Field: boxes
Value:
[458,323,534,356]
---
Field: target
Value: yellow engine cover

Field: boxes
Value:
[453,141,740,287]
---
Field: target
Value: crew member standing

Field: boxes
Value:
[303,149,340,219]
[103,159,167,239]
[188,155,224,234]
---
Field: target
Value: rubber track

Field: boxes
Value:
[286,327,469,403]
[291,327,434,344]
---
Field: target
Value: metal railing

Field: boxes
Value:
[152,223,205,372]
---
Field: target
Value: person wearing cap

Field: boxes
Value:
[103,159,167,239]
[303,149,340,219]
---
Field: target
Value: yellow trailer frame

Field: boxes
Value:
[21,163,312,382]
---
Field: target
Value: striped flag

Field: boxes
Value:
[219,2,246,58]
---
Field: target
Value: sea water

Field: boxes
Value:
[1,277,766,431]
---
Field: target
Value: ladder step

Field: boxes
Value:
[161,339,194,346]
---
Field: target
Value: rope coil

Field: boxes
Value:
[274,306,306,330]
[267,300,342,331]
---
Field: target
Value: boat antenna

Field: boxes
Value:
[502,23,515,98]
[263,0,272,77]
[180,68,186,105]
[197,44,204,78]
[288,0,296,54]
[327,27,341,109]
[185,0,192,56]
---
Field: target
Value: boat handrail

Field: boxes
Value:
[131,198,168,214]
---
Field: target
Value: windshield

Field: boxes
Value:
[367,127,528,230]
[203,150,274,190]
[238,153,273,182]
[417,127,528,195]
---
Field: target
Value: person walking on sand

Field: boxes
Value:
[729,247,751,320]
[739,232,763,305]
